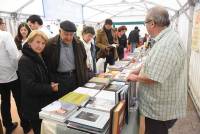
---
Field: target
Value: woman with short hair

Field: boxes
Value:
[18,30,59,134]
[81,26,96,78]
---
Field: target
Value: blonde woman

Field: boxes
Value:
[18,30,58,134]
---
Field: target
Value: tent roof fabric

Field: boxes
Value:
[0,0,188,23]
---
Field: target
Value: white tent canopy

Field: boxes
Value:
[0,0,189,24]
[1,0,200,116]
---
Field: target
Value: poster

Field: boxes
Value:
[191,9,200,52]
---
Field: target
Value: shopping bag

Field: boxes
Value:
[96,58,106,74]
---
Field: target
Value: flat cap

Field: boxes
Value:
[60,20,77,32]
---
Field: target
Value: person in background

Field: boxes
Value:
[0,18,6,31]
[96,19,119,72]
[117,26,128,60]
[80,26,96,78]
[0,17,20,134]
[143,33,149,45]
[43,20,88,99]
[26,14,52,38]
[127,6,187,134]
[128,26,140,53]
[18,30,59,134]
[14,23,31,50]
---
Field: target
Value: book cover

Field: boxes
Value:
[39,101,78,122]
[112,100,126,134]
[84,82,106,90]
[104,84,123,92]
[59,92,90,106]
[73,87,100,97]
[68,108,110,131]
[95,90,116,102]
[86,98,115,112]
[89,77,110,86]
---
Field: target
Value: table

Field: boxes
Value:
[41,105,139,134]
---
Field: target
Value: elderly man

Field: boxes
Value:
[127,6,187,134]
[43,20,88,99]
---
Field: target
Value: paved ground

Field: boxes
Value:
[0,94,200,134]
[170,95,200,134]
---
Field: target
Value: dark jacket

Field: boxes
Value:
[128,29,139,44]
[42,35,89,87]
[91,42,97,73]
[96,28,118,60]
[118,34,127,59]
[18,43,54,120]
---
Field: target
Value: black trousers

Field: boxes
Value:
[30,119,42,134]
[55,72,78,99]
[145,117,177,134]
[104,52,115,72]
[0,79,30,132]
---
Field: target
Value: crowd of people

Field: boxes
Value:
[0,6,187,134]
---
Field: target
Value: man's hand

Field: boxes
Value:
[51,82,59,92]
[127,74,138,82]
[105,46,111,51]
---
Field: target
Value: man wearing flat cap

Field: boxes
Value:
[43,20,88,99]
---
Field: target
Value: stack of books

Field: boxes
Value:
[113,69,132,82]
[86,98,116,112]
[73,87,100,97]
[84,82,106,90]
[39,101,78,123]
[89,77,110,86]
[108,61,130,71]
[59,92,90,107]
[68,108,110,133]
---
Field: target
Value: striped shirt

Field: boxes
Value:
[138,27,187,121]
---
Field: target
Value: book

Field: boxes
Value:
[108,61,130,71]
[67,121,110,134]
[89,77,110,86]
[73,87,100,97]
[95,90,116,103]
[59,92,90,106]
[68,108,110,131]
[86,98,115,112]
[39,101,78,122]
[112,101,126,134]
[111,81,126,86]
[113,69,132,82]
[84,82,106,90]
[103,84,123,92]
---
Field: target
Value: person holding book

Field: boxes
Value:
[18,30,59,134]
[96,19,119,72]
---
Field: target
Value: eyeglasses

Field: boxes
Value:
[144,20,153,25]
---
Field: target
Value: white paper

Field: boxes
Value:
[42,101,61,111]
[95,90,115,102]
[73,87,100,97]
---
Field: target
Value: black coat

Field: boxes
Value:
[18,43,54,120]
[128,29,139,44]
[42,35,89,87]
